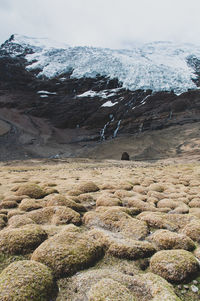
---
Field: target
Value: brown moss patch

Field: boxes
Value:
[16,183,46,199]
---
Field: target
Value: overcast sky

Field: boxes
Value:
[0,0,200,49]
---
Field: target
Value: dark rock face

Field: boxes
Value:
[0,37,200,160]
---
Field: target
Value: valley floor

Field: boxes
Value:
[0,158,199,300]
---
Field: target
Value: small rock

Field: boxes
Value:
[191,285,198,293]
[121,152,130,161]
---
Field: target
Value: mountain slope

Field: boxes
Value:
[0,34,200,160]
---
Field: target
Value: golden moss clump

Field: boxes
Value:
[19,198,45,211]
[26,206,81,225]
[0,260,54,301]
[8,214,35,228]
[44,194,86,212]
[2,195,26,203]
[57,268,181,301]
[95,205,140,216]
[89,228,155,260]
[148,229,195,251]
[157,199,180,209]
[142,273,181,301]
[83,208,148,240]
[0,224,47,254]
[125,197,157,212]
[108,238,155,260]
[78,181,100,193]
[149,183,165,192]
[180,219,200,242]
[31,227,104,278]
[0,200,18,209]
[67,189,83,196]
[189,208,200,218]
[132,185,147,195]
[189,198,200,208]
[7,209,24,219]
[15,183,46,199]
[114,190,136,198]
[150,249,199,283]
[87,278,137,301]
[137,212,178,231]
[96,195,122,207]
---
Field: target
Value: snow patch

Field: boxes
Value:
[37,90,57,95]
[77,88,120,99]
[101,101,118,107]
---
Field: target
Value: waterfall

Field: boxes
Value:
[113,120,121,138]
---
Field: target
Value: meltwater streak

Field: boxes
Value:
[3,35,200,94]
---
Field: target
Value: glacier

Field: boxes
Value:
[2,34,200,94]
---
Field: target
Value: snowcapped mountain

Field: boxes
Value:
[0,34,200,160]
[1,34,200,94]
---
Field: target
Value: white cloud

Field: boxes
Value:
[0,0,200,48]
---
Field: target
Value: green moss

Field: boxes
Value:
[0,224,47,255]
[31,228,104,278]
[88,278,137,300]
[150,250,199,283]
[0,260,55,301]
[0,253,29,273]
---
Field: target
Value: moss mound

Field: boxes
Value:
[44,194,86,212]
[16,183,46,199]
[83,208,148,240]
[108,238,155,259]
[89,228,155,259]
[88,278,137,300]
[57,268,181,301]
[26,206,81,225]
[19,198,45,211]
[0,224,47,255]
[0,260,54,301]
[148,229,195,251]
[149,183,165,192]
[142,273,181,301]
[180,220,200,242]
[78,181,100,193]
[137,212,178,231]
[31,227,104,278]
[96,195,122,207]
[0,200,18,209]
[8,214,35,228]
[150,249,199,283]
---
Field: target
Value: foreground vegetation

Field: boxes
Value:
[0,158,199,300]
